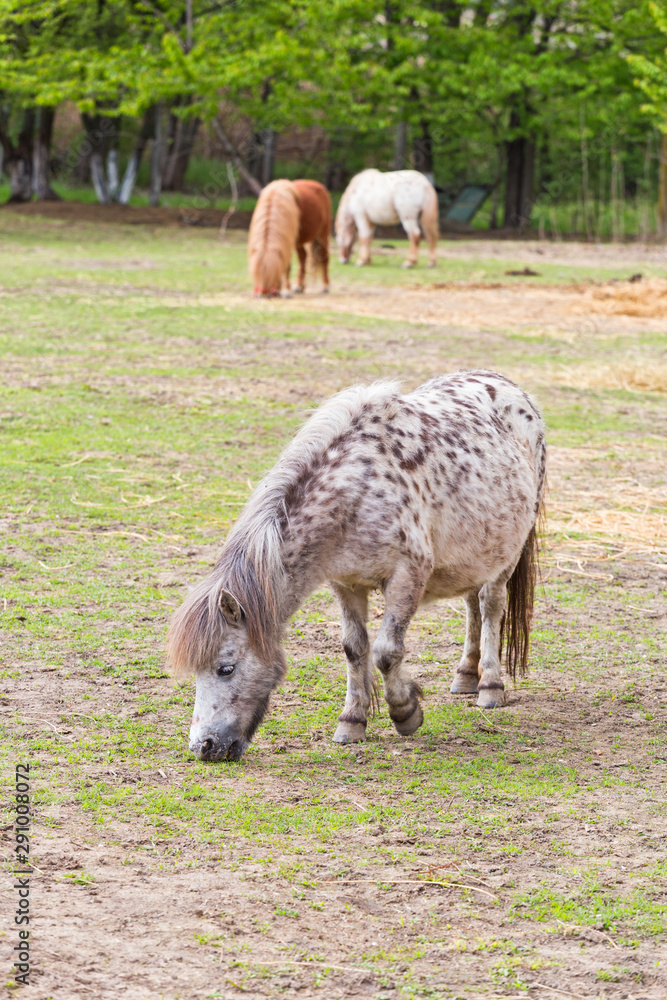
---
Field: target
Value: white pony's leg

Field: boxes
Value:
[355,214,373,266]
[373,561,427,736]
[476,576,509,708]
[331,583,373,744]
[450,589,481,694]
[401,219,421,268]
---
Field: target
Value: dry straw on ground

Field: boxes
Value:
[573,277,667,318]
[556,360,667,395]
[546,478,667,554]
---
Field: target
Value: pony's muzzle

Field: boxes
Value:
[189,728,246,762]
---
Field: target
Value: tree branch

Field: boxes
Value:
[211,119,263,196]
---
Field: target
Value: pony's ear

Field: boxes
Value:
[219,589,243,624]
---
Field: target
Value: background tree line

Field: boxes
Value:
[1,0,666,234]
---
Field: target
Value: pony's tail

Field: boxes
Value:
[420,183,439,244]
[312,236,329,277]
[500,509,542,679]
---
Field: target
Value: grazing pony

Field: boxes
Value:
[167,370,546,762]
[335,169,439,268]
[248,179,331,297]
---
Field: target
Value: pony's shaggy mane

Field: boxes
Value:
[167,380,402,677]
[248,179,300,292]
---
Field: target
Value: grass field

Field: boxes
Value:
[0,214,665,999]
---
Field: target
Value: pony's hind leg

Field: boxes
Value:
[331,583,373,744]
[450,588,481,694]
[476,575,509,709]
[313,236,330,293]
[401,220,421,268]
[294,245,307,293]
[373,562,427,736]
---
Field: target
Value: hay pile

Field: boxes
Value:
[573,278,667,318]
[547,477,667,553]
[557,360,667,394]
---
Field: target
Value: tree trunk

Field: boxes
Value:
[504,117,534,230]
[413,121,434,181]
[162,109,180,189]
[106,116,121,200]
[119,107,155,205]
[33,107,60,201]
[149,104,164,207]
[82,112,113,203]
[164,115,200,191]
[261,128,275,186]
[659,132,667,239]
[393,120,408,170]
[107,148,119,201]
[246,130,263,185]
[489,146,504,230]
[90,152,109,203]
[4,108,35,202]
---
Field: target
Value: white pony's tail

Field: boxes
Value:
[420,182,439,246]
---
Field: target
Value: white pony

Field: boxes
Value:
[335,168,439,268]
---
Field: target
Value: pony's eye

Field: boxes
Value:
[216,662,236,678]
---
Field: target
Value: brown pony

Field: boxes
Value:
[248,179,331,297]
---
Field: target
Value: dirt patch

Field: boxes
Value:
[275,279,667,338]
[1,199,255,229]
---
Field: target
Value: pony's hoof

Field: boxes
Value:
[338,257,349,264]
[294,286,304,294]
[321,286,330,294]
[393,703,423,737]
[402,260,416,269]
[280,290,293,299]
[333,722,367,744]
[450,673,478,694]
[476,685,505,709]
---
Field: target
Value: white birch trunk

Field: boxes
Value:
[107,149,119,202]
[90,152,110,203]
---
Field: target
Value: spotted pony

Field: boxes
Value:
[167,370,546,761]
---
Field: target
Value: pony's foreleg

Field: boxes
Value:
[355,216,373,266]
[356,235,373,266]
[373,562,427,737]
[280,261,293,299]
[331,583,373,744]
[294,245,307,293]
[450,588,481,694]
[477,575,509,709]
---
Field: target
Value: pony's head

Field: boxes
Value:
[248,179,300,296]
[335,204,357,263]
[167,569,286,762]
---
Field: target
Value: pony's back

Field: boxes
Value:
[248,180,300,295]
